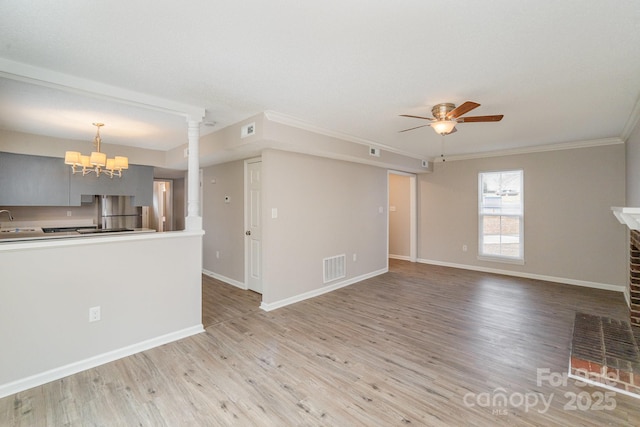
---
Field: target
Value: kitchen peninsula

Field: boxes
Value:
[0,225,204,398]
[0,153,203,398]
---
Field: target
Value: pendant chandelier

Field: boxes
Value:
[64,123,129,178]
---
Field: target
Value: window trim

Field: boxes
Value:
[477,169,524,264]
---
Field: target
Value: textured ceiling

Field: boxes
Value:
[1,1,639,160]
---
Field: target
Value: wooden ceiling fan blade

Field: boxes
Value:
[457,114,504,123]
[446,101,480,119]
[399,114,434,121]
[399,124,430,133]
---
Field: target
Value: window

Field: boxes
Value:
[478,170,523,262]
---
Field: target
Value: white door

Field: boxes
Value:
[245,159,262,293]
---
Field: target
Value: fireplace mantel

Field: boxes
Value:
[612,207,640,230]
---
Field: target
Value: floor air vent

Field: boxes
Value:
[323,254,346,283]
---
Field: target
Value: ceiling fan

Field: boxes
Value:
[399,101,503,135]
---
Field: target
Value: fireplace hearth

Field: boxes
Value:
[570,313,640,397]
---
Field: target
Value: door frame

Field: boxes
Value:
[387,170,417,263]
[244,157,263,293]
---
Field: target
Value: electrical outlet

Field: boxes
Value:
[67,211,72,217]
[462,244,468,252]
[89,306,101,322]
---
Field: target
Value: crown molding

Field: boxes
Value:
[0,58,205,120]
[434,137,624,162]
[264,110,423,160]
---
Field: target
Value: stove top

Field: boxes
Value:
[77,228,133,234]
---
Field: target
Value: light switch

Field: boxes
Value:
[271,208,278,219]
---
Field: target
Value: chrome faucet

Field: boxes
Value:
[0,210,14,221]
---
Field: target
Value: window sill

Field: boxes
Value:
[477,255,525,265]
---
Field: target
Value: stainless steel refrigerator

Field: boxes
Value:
[98,195,142,229]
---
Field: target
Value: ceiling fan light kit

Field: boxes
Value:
[400,101,504,135]
[431,120,457,135]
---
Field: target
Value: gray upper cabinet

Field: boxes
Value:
[69,164,153,206]
[0,152,70,206]
[0,152,153,207]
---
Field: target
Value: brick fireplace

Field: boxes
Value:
[568,215,640,398]
[631,230,640,326]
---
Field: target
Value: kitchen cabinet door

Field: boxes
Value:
[0,152,70,206]
[69,164,153,206]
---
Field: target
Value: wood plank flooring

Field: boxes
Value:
[2,260,640,426]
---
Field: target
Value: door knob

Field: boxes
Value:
[245,230,251,236]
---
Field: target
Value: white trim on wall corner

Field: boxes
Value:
[202,269,247,290]
[417,258,626,294]
[260,268,388,312]
[625,286,631,308]
[0,325,204,399]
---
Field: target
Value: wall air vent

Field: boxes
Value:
[241,122,256,138]
[369,147,381,157]
[323,254,346,283]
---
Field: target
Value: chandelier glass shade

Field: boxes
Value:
[431,120,457,135]
[64,123,128,178]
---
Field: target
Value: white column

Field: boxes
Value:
[185,118,202,231]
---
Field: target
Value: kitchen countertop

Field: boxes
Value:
[0,220,156,243]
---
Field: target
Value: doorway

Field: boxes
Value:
[150,180,174,232]
[244,158,262,294]
[388,171,417,262]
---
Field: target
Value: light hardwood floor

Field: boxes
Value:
[2,260,639,426]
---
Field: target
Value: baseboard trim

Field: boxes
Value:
[417,258,626,294]
[389,254,413,261]
[260,268,388,311]
[202,269,247,290]
[0,324,204,399]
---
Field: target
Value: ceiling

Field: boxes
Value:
[1,1,639,162]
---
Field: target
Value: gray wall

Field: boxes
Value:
[418,144,627,288]
[0,129,166,167]
[389,173,411,258]
[202,160,245,283]
[626,119,640,206]
[262,149,388,305]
